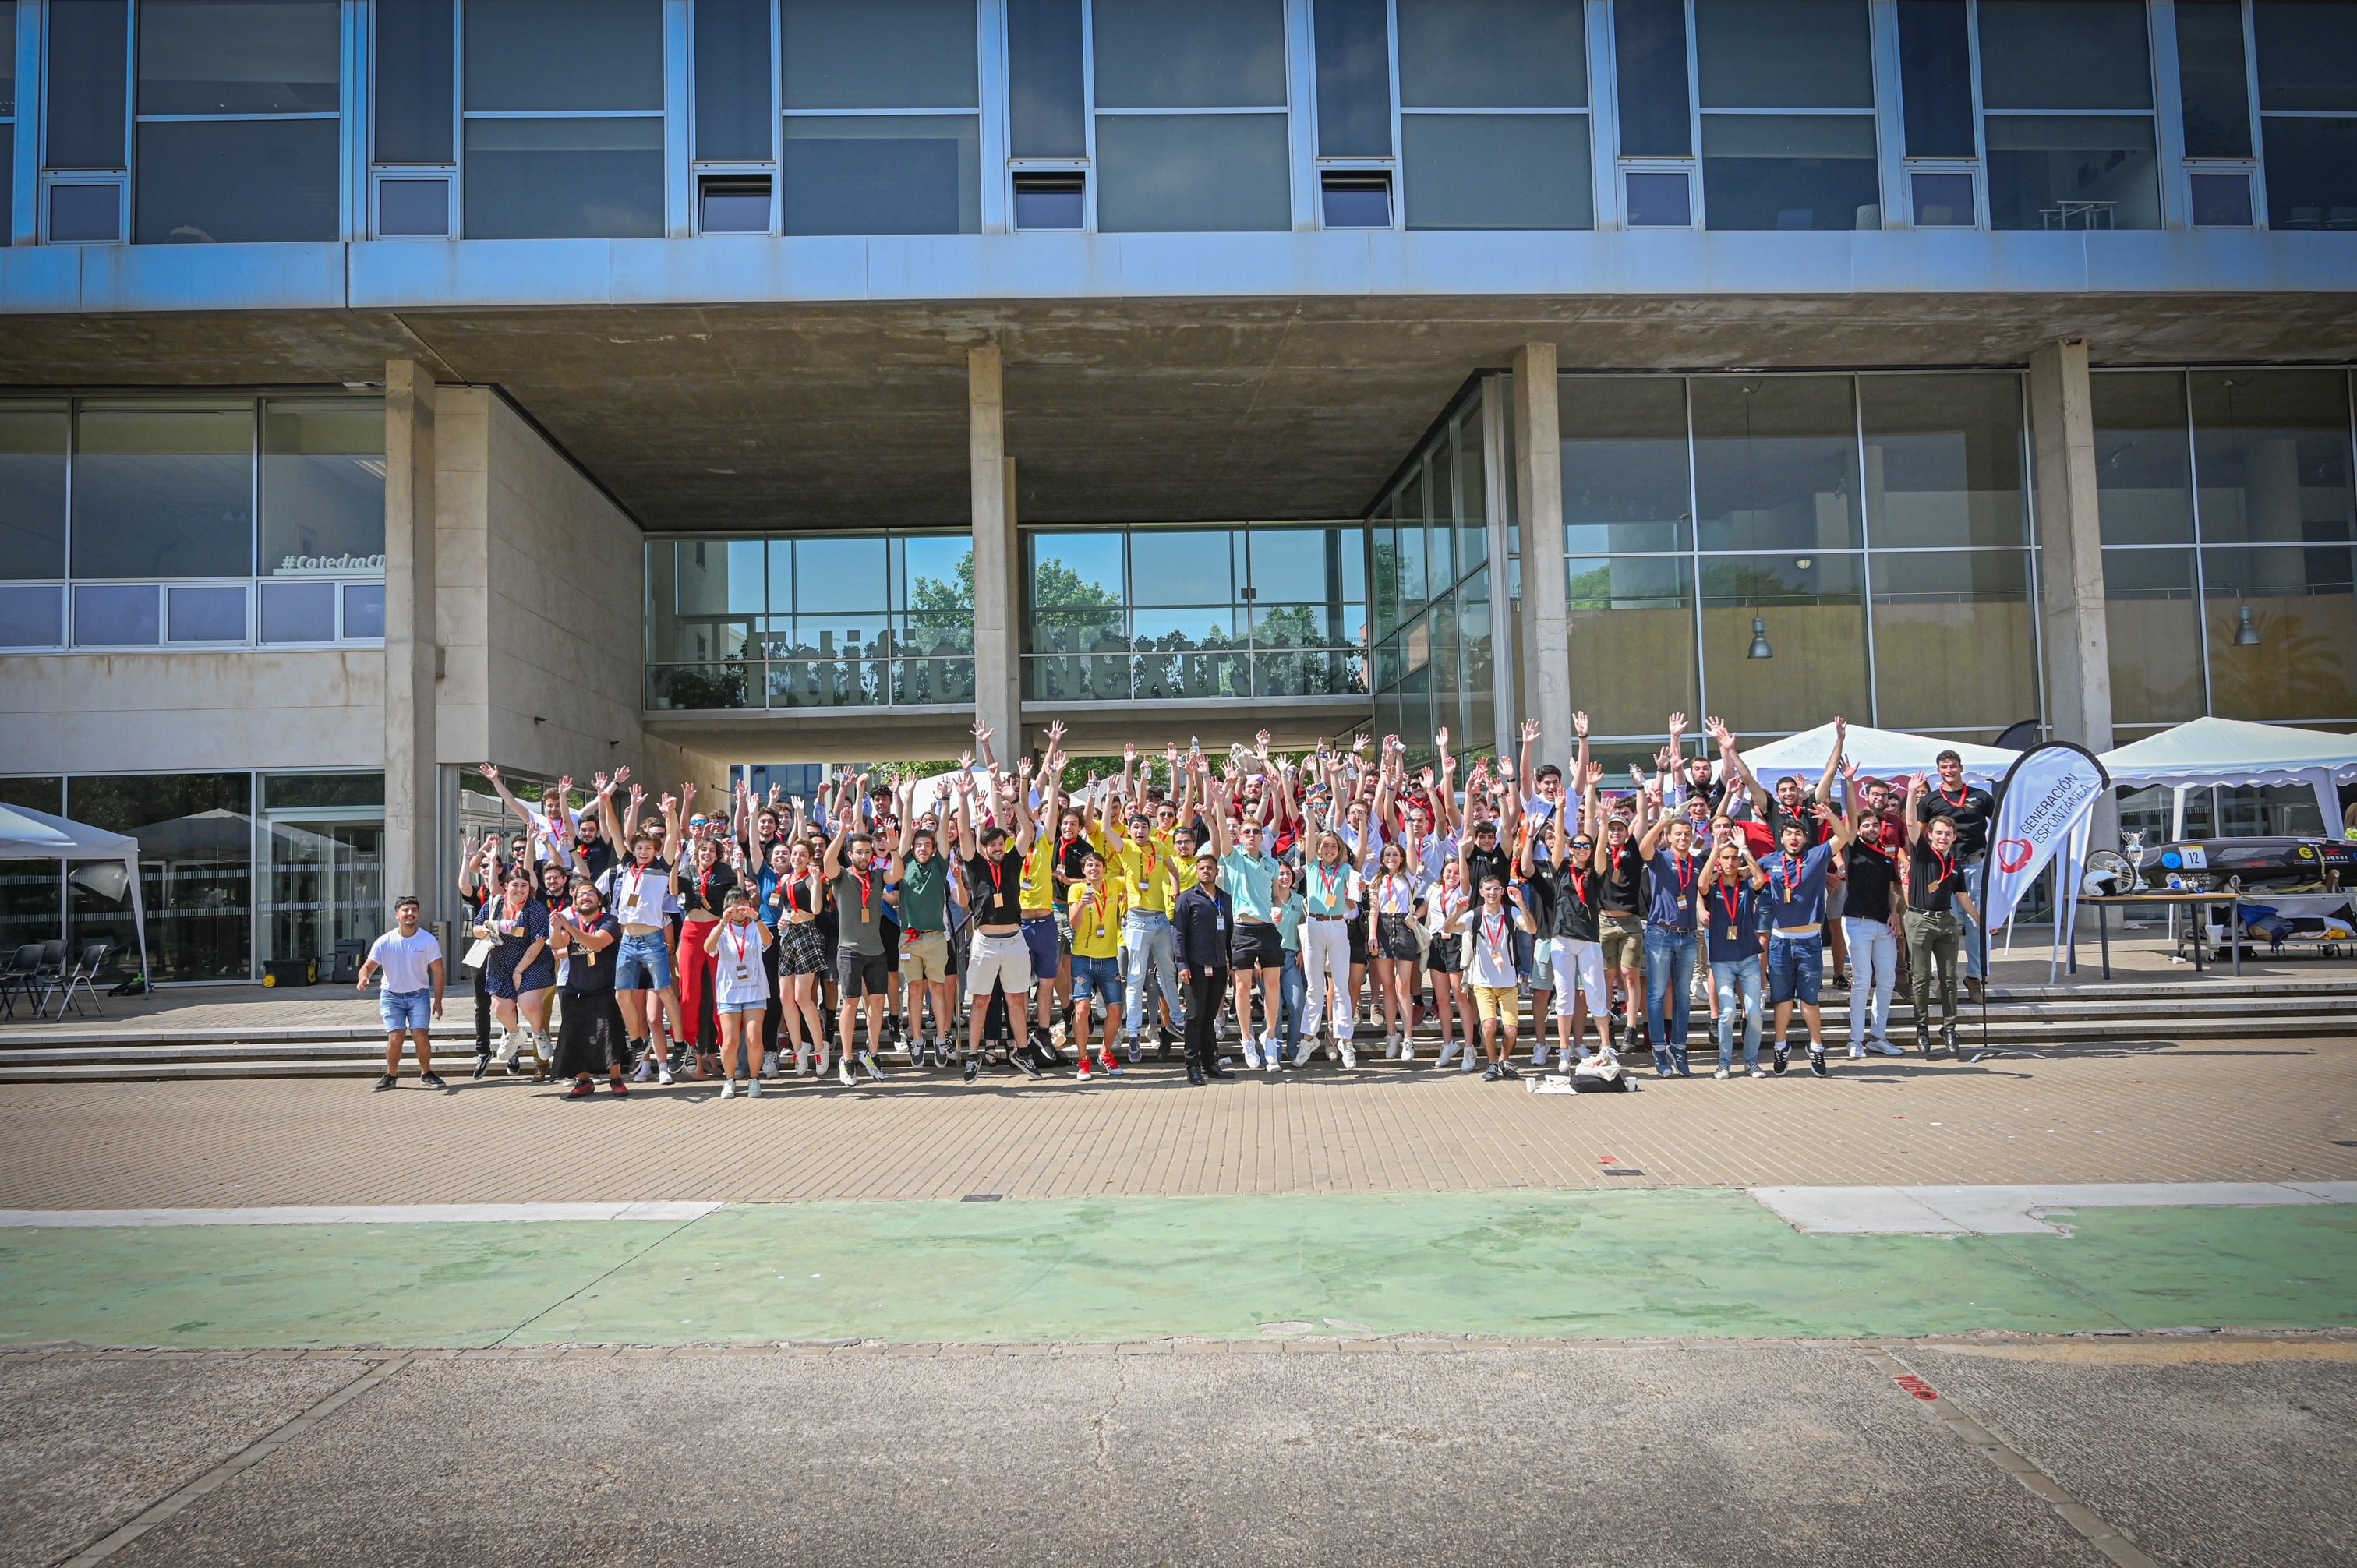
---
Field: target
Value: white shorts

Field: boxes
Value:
[1549,938,1610,1018]
[966,930,1035,1001]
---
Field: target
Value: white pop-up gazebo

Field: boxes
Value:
[2100,716,2357,839]
[0,802,150,981]
[1737,722,2020,789]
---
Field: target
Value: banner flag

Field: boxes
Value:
[1984,741,2111,936]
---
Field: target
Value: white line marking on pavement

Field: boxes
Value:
[1749,1181,2345,1236]
[0,1202,725,1229]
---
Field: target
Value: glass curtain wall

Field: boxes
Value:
[2094,367,2357,733]
[1558,370,2038,751]
[1025,524,1367,702]
[1977,0,2161,228]
[0,394,385,652]
[1372,387,1493,753]
[645,531,976,709]
[134,0,343,243]
[1694,0,1881,230]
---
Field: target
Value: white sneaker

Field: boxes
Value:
[860,1049,885,1082]
[746,1075,762,1098]
[814,1050,830,1079]
[837,1054,855,1086]
[719,1079,736,1099]
[1458,1053,1479,1074]
[1263,1038,1281,1074]
[1713,1067,1731,1079]
[629,1056,656,1082]
[760,1051,776,1077]
[1434,1040,1457,1068]
[1340,1041,1358,1071]
[1291,1041,1313,1068]
[1748,1067,1767,1078]
[1848,1044,1866,1060]
[1242,1040,1263,1070]
[1871,1037,1905,1058]
[656,1058,675,1086]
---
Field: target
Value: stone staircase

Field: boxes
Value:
[1,975,2348,1082]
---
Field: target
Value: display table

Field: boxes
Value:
[2077,891,2353,977]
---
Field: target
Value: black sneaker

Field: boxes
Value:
[420,1072,447,1091]
[373,1072,397,1091]
[1012,1048,1044,1080]
[1482,1063,1502,1082]
[1772,1048,1789,1075]
[1808,1048,1828,1078]
[472,1052,491,1081]
[1498,1062,1522,1080]
[962,1053,981,1085]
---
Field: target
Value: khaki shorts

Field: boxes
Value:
[1599,913,1647,973]
[901,928,952,985]
[1472,984,1519,1024]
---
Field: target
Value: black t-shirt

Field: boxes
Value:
[1535,860,1600,942]
[1918,785,1995,861]
[1599,840,1645,916]
[1909,841,1967,915]
[560,913,623,992]
[1056,835,1094,902]
[965,849,1026,927]
[1842,842,1900,923]
[1462,842,1512,897]
[571,836,618,883]
[679,861,736,918]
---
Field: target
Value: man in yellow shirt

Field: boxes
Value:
[1017,779,1076,1056]
[1067,849,1130,1079]
[1102,803,1184,1063]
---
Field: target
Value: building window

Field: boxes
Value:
[1977,0,2161,229]
[0,0,15,244]
[645,530,977,710]
[1026,523,1366,702]
[2254,0,2357,230]
[781,0,981,236]
[1013,171,1087,228]
[1694,0,1881,231]
[373,0,455,236]
[134,0,341,244]
[0,395,383,653]
[462,0,665,239]
[1093,0,1291,232]
[1397,0,1592,230]
[67,772,256,982]
[2094,366,2357,729]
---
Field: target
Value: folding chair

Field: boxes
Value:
[27,940,66,1017]
[0,945,41,1020]
[48,943,111,1020]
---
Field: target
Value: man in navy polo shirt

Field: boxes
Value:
[1758,801,1858,1078]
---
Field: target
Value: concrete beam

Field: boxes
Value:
[1512,344,1570,765]
[384,359,440,926]
[2028,338,2118,840]
[970,345,1020,754]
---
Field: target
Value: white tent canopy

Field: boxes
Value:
[2099,716,2357,839]
[1737,722,2018,789]
[0,802,150,981]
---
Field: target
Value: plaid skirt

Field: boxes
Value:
[779,919,828,976]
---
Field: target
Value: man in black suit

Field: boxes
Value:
[1174,852,1233,1086]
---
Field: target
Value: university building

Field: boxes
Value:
[2,0,2352,980]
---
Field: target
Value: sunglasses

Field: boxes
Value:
[1571,839,1595,850]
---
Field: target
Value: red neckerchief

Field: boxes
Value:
[501,888,527,930]
[1566,859,1591,908]
[697,865,715,909]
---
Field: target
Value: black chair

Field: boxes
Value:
[0,944,42,1019]
[48,943,112,1020]
[27,939,67,1016]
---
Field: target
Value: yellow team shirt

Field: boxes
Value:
[1068,880,1129,959]
[1111,828,1178,915]
[1019,830,1063,915]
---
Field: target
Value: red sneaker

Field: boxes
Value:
[1097,1054,1122,1077]
[1076,1058,1094,1080]
[610,1079,629,1097]
[565,1079,595,1099]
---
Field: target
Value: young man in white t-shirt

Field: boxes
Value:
[359,895,447,1091]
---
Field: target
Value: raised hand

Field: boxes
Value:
[557,775,575,800]
[1435,726,1450,750]
[1519,717,1541,744]
[592,772,610,794]
[958,750,974,772]
[1572,711,1591,739]
[1667,712,1687,737]
[1124,741,1138,763]
[476,762,501,782]
[657,792,677,816]
[681,781,698,807]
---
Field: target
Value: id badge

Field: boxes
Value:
[1216,916,1227,933]
[733,965,750,980]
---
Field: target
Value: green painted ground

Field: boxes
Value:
[2,1192,2352,1350]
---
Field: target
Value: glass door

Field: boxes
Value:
[262,813,384,968]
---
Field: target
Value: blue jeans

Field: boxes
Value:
[1710,958,1762,1072]
[1767,932,1824,1007]
[379,987,433,1033]
[1642,924,1697,1074]
[1280,951,1306,1056]
[1122,910,1184,1040]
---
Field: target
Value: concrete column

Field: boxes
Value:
[2029,338,2118,840]
[383,360,440,924]
[969,345,1023,754]
[1512,344,1571,764]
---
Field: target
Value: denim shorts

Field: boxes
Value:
[1767,932,1824,1007]
[380,987,433,1032]
[1022,915,1062,979]
[1070,953,1122,1003]
[614,930,673,991]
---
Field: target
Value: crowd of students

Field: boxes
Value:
[359,713,1995,1097]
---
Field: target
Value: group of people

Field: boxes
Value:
[361,712,1995,1097]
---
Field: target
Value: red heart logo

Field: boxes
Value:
[1997,839,2034,873]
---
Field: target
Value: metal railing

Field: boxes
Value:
[1022,646,1367,703]
[647,655,975,712]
